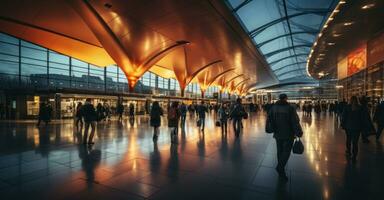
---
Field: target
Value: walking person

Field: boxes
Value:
[229,98,246,137]
[129,103,135,118]
[37,102,50,127]
[96,103,105,122]
[75,102,83,131]
[179,102,187,128]
[341,96,366,161]
[373,100,384,142]
[168,102,180,144]
[116,102,124,122]
[197,101,208,132]
[266,94,303,181]
[218,104,229,134]
[360,96,374,143]
[150,101,163,142]
[82,98,97,145]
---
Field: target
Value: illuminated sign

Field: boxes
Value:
[347,46,366,76]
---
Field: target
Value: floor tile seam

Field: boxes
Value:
[97,179,160,199]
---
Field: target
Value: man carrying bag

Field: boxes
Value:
[266,94,303,181]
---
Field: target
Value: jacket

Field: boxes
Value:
[167,107,180,127]
[197,105,208,119]
[218,108,228,122]
[82,102,97,123]
[373,103,384,126]
[267,100,303,139]
[341,105,364,131]
[150,107,163,127]
[230,103,246,119]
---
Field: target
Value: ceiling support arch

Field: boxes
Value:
[273,61,307,73]
[249,10,330,38]
[197,67,235,98]
[257,31,318,48]
[277,68,306,77]
[264,44,311,58]
[269,53,308,66]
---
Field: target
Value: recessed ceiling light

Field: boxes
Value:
[344,22,354,26]
[333,33,342,37]
[362,3,375,9]
[339,1,346,4]
[328,42,335,45]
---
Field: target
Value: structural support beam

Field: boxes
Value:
[198,68,235,98]
[277,68,306,77]
[269,53,308,66]
[264,44,311,58]
[234,78,250,89]
[249,10,330,38]
[69,0,189,92]
[232,0,253,12]
[273,61,307,73]
[225,74,244,85]
[178,59,222,97]
[257,31,318,48]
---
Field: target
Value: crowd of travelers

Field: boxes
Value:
[35,93,384,182]
[150,98,249,144]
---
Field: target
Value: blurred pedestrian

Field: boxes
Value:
[150,101,163,142]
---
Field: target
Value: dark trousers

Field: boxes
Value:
[233,118,242,135]
[83,121,96,144]
[180,115,186,127]
[221,120,227,133]
[345,130,360,157]
[199,117,205,130]
[275,139,294,171]
[75,117,83,131]
[377,125,384,140]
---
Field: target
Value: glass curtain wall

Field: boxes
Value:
[0,32,222,97]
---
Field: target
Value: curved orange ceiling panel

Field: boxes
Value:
[0,0,278,92]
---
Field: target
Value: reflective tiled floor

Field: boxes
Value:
[0,112,383,200]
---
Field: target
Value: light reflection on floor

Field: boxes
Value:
[0,111,383,200]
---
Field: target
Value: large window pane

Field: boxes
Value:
[49,50,69,64]
[0,42,19,56]
[0,60,19,75]
[21,47,46,60]
[0,33,19,44]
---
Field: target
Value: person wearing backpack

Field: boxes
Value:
[266,94,303,181]
[168,102,180,144]
[229,98,246,137]
[150,101,163,142]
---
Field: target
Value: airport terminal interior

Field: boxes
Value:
[0,0,384,199]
